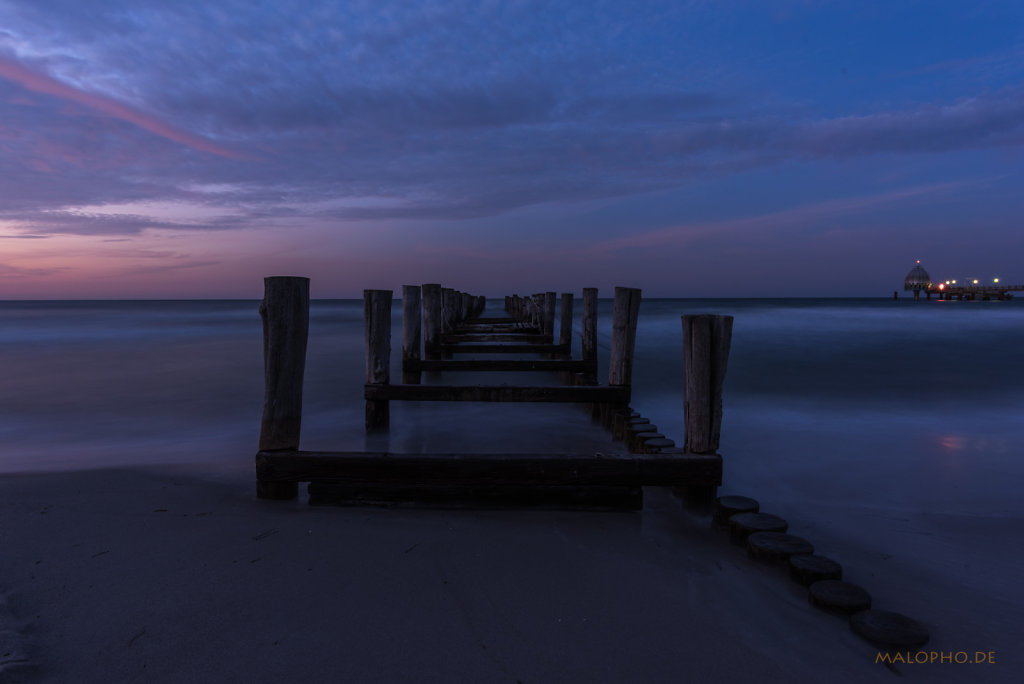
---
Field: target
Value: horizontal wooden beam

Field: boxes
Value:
[404,359,597,372]
[256,450,722,487]
[364,384,630,403]
[454,328,541,336]
[472,317,518,324]
[441,333,553,343]
[431,343,571,354]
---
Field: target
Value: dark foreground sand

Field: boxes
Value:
[0,465,995,683]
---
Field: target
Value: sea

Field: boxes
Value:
[1,296,1022,662]
[1,297,1021,513]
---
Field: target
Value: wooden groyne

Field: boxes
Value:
[252,277,933,652]
[255,277,727,509]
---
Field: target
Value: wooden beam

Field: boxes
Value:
[364,384,630,403]
[450,325,531,334]
[256,450,722,487]
[404,359,597,372]
[431,342,571,354]
[441,333,553,343]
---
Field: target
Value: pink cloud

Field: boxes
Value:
[0,55,249,160]
[586,181,971,255]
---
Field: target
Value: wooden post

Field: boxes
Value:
[402,285,422,384]
[604,287,641,427]
[558,293,573,350]
[582,288,598,385]
[609,287,641,386]
[542,292,556,338]
[365,289,392,433]
[441,288,453,333]
[681,314,733,454]
[558,293,574,382]
[258,276,309,499]
[422,284,442,360]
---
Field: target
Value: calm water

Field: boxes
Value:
[5,296,1022,665]
[1,297,1022,517]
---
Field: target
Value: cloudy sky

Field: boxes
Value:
[1,0,1022,298]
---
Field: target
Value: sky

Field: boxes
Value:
[1,0,1023,298]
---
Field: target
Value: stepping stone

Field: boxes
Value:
[850,610,929,650]
[809,580,872,615]
[747,532,814,564]
[729,512,787,544]
[627,432,663,453]
[640,437,675,454]
[713,495,759,525]
[789,554,843,586]
[613,415,649,441]
[625,425,659,449]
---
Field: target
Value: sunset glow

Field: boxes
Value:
[2,1,1023,298]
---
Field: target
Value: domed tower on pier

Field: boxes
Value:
[904,260,932,300]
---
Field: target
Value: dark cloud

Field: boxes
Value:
[797,88,1024,156]
[1,1,1023,236]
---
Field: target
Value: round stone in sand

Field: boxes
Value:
[747,532,814,564]
[626,423,658,436]
[614,415,649,440]
[789,554,843,586]
[850,610,929,649]
[729,512,787,544]
[809,580,871,615]
[641,437,675,453]
[713,495,759,525]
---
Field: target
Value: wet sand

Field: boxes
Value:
[0,463,986,684]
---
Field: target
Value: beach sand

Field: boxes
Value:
[0,461,992,684]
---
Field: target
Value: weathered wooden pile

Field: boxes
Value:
[254,276,727,509]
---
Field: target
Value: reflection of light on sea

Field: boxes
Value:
[937,435,1008,454]
[940,435,966,451]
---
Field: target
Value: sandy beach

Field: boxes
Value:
[1,460,1002,684]
[1,299,1021,683]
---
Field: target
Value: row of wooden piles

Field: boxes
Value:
[255,276,732,510]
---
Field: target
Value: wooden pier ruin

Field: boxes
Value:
[255,276,728,510]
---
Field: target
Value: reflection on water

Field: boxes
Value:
[940,435,967,451]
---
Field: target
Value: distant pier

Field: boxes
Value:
[902,261,1020,300]
[932,282,1022,301]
